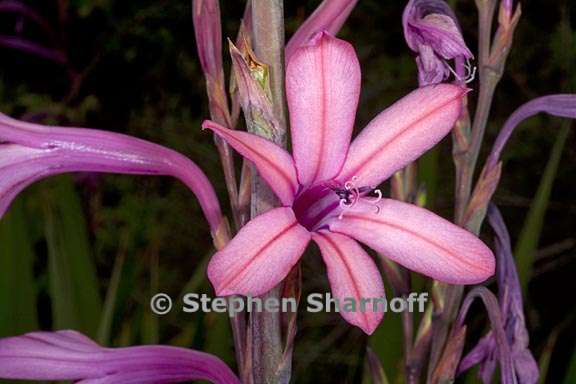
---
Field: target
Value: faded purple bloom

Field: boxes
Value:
[285,0,358,62]
[0,330,240,383]
[486,94,576,171]
[458,205,539,384]
[403,0,473,85]
[0,112,223,232]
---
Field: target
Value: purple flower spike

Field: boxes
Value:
[0,112,223,232]
[285,0,358,62]
[458,205,539,384]
[0,330,240,384]
[403,0,473,86]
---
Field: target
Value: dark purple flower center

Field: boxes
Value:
[292,183,339,231]
[292,180,382,231]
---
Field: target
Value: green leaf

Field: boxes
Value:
[369,270,405,384]
[0,200,38,337]
[44,176,102,337]
[514,122,570,294]
[539,329,560,384]
[563,342,576,384]
[97,243,128,345]
[418,147,439,209]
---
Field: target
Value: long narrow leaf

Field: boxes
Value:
[44,176,102,337]
[562,343,576,384]
[0,199,38,336]
[514,123,570,294]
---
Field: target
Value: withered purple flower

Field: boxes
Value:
[403,0,473,85]
[458,205,539,384]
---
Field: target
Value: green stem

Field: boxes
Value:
[457,0,499,218]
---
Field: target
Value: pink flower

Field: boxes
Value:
[0,112,223,232]
[0,330,240,383]
[203,32,495,334]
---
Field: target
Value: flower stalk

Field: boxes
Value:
[249,1,288,383]
[426,1,521,380]
[192,0,242,228]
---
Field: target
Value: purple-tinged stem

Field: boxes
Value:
[192,0,241,229]
[456,287,516,384]
[455,0,498,215]
[249,1,288,383]
[429,1,520,379]
[0,35,66,64]
[192,2,248,376]
[486,94,576,171]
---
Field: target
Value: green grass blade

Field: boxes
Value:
[562,342,576,384]
[539,329,560,384]
[514,123,570,294]
[0,200,38,337]
[97,240,128,345]
[44,176,102,337]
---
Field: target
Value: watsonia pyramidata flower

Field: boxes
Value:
[0,330,240,383]
[0,112,222,232]
[203,32,495,334]
[403,0,473,85]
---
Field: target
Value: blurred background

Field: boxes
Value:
[0,0,574,383]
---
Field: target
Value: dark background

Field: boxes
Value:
[0,0,574,383]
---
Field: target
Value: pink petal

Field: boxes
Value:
[328,199,495,284]
[337,84,466,187]
[0,113,223,232]
[202,120,299,205]
[285,0,359,61]
[286,32,360,186]
[312,230,384,334]
[0,330,240,384]
[208,207,310,296]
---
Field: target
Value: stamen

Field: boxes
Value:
[464,58,477,84]
[445,58,476,84]
[336,177,383,219]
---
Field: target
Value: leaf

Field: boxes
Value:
[44,176,102,337]
[562,342,576,384]
[97,239,128,345]
[539,329,560,384]
[368,274,404,383]
[514,122,570,294]
[365,346,390,384]
[0,199,38,337]
[418,146,439,209]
